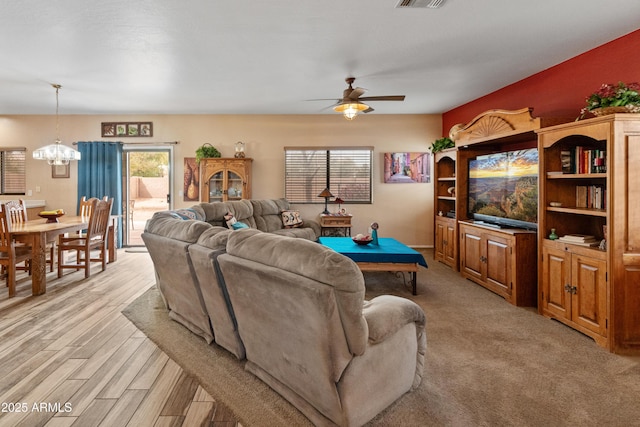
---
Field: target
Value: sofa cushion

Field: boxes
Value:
[145,211,212,242]
[195,227,233,250]
[271,227,317,240]
[225,229,368,355]
[192,200,257,228]
[250,199,293,233]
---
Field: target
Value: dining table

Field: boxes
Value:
[9,215,118,296]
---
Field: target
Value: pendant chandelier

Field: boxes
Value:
[32,84,81,165]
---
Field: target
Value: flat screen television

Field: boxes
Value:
[468,148,538,230]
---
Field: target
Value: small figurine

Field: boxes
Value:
[370,222,379,245]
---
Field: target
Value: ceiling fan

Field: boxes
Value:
[315,77,406,120]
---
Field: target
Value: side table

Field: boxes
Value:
[319,214,352,237]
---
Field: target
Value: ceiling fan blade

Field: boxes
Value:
[306,98,341,102]
[348,87,366,100]
[363,106,375,113]
[359,95,405,102]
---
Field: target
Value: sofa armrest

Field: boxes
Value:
[302,218,321,239]
[363,295,425,343]
[363,295,426,389]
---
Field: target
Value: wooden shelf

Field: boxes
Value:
[434,150,458,270]
[546,173,607,179]
[537,114,640,354]
[546,206,607,217]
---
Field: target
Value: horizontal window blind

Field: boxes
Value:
[284,148,372,203]
[1,148,26,195]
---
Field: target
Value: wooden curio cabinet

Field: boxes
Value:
[200,158,252,202]
[537,114,640,353]
[434,148,458,269]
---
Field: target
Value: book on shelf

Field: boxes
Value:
[565,146,607,174]
[575,185,606,209]
[557,237,600,247]
[559,233,597,242]
[561,150,572,173]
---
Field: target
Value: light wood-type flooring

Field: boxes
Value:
[0,250,242,427]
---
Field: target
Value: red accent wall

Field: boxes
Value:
[442,29,640,135]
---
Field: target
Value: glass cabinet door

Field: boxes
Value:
[227,171,244,200]
[208,171,224,202]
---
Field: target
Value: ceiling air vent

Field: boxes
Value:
[396,0,447,8]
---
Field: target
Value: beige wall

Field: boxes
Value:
[0,114,441,246]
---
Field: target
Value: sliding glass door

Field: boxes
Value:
[123,147,172,246]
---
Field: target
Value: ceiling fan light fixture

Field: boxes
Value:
[334,102,369,120]
[32,84,81,166]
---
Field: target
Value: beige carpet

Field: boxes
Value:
[122,251,640,426]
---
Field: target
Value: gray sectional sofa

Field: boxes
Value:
[142,199,426,426]
[194,198,320,240]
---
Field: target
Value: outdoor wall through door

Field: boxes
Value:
[123,148,171,246]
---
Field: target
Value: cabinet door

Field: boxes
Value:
[484,234,510,297]
[434,219,445,262]
[226,170,245,200]
[461,229,483,281]
[541,245,571,320]
[444,223,457,266]
[208,171,225,202]
[572,254,608,337]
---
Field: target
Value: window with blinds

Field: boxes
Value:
[1,148,26,195]
[284,147,372,204]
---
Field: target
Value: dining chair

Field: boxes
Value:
[58,197,113,279]
[4,199,55,273]
[78,196,110,220]
[78,196,97,219]
[0,203,33,297]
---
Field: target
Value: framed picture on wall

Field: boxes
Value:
[102,122,153,137]
[52,163,70,179]
[383,152,431,183]
[184,157,200,201]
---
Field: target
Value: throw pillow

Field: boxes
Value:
[281,210,303,228]
[173,208,201,221]
[231,221,249,230]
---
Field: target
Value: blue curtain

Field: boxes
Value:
[76,141,123,247]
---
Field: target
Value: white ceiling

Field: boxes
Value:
[1,0,639,116]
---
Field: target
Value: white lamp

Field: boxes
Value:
[32,84,81,166]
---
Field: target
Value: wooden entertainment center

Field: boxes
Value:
[445,108,551,308]
[437,108,640,353]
